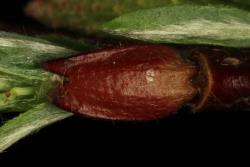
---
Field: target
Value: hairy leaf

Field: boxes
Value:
[0,31,92,152]
[0,103,73,153]
[26,0,225,34]
[0,32,77,112]
[104,4,250,48]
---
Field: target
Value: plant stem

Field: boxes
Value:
[0,87,35,111]
[8,87,34,100]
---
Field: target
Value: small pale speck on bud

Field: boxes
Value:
[146,69,155,83]
[221,57,241,66]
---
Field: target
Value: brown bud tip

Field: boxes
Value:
[44,45,197,121]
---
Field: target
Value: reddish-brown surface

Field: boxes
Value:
[198,49,250,111]
[44,45,197,121]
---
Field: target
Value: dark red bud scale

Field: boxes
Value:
[44,45,197,121]
[43,44,250,121]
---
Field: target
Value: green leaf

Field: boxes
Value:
[25,0,218,34]
[0,31,76,68]
[0,31,93,152]
[0,103,73,153]
[104,4,250,48]
[0,31,94,112]
[0,32,77,112]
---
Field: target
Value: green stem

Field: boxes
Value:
[0,87,35,111]
[8,87,34,100]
